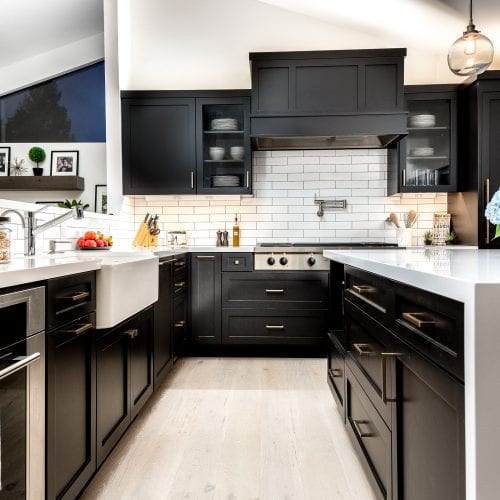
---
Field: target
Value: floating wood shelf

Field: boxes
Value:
[0,176,85,191]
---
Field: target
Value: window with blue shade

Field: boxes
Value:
[0,62,106,142]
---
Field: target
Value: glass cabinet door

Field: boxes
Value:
[196,97,251,194]
[403,93,456,191]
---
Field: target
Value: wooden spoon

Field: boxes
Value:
[407,210,418,228]
[389,212,401,228]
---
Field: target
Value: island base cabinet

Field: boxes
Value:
[345,364,392,500]
[393,353,465,500]
[327,331,346,419]
[46,313,96,500]
[96,307,153,467]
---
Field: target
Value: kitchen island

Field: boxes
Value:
[324,247,500,500]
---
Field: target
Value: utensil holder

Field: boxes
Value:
[397,228,412,248]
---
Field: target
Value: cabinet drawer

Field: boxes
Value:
[47,271,96,330]
[345,300,394,427]
[345,267,391,326]
[173,254,188,275]
[222,253,253,272]
[393,283,464,381]
[346,364,392,500]
[173,270,188,296]
[222,309,327,344]
[222,272,329,308]
[327,331,346,416]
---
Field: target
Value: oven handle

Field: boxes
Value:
[0,352,41,381]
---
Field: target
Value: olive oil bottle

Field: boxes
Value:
[232,215,240,247]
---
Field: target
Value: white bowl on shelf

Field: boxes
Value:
[409,114,436,128]
[230,146,244,160]
[209,147,225,161]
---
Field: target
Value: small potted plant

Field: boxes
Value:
[58,199,90,211]
[445,231,457,245]
[423,230,433,246]
[28,146,46,176]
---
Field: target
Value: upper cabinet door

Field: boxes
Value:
[122,98,196,195]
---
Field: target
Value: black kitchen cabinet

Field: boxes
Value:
[327,331,346,419]
[46,313,96,500]
[96,307,153,466]
[448,71,500,248]
[121,91,251,195]
[121,97,196,195]
[387,84,459,195]
[154,258,174,386]
[190,253,221,344]
[173,295,188,360]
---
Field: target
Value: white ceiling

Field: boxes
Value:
[0,0,103,68]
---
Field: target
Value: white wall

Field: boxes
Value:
[118,0,459,89]
[130,149,448,247]
[1,143,106,209]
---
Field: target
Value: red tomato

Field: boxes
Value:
[95,239,105,247]
[84,239,97,248]
[102,239,109,247]
[77,237,86,248]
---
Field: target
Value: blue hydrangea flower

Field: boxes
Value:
[485,189,500,224]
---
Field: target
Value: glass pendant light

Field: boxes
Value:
[448,0,494,76]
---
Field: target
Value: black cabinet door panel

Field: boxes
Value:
[122,98,195,194]
[327,331,346,417]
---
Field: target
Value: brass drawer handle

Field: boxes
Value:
[329,368,343,378]
[266,289,284,294]
[352,419,373,438]
[265,324,285,330]
[60,323,93,335]
[62,291,90,301]
[174,321,186,328]
[174,260,185,267]
[196,255,215,260]
[402,312,437,328]
[381,352,404,403]
[174,281,186,288]
[160,259,177,266]
[353,343,376,356]
[352,285,374,294]
[125,329,138,339]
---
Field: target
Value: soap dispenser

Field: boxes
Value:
[232,215,240,247]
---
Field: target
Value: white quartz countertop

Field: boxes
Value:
[324,247,500,301]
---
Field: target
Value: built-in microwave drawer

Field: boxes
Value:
[47,271,96,331]
[221,253,253,272]
[345,299,394,427]
[344,267,392,326]
[345,364,392,500]
[222,309,327,345]
[222,272,329,309]
[393,283,464,381]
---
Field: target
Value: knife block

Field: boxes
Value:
[133,223,158,247]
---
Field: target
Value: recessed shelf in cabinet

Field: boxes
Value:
[204,160,244,163]
[407,126,449,131]
[203,130,244,134]
[406,156,448,160]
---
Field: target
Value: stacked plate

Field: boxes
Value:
[211,118,239,131]
[212,175,241,187]
[410,147,435,157]
[409,114,436,128]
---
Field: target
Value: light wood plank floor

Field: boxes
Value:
[81,357,377,500]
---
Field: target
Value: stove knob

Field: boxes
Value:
[279,256,288,266]
[267,256,276,266]
[307,256,316,266]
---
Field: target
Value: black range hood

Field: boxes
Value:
[250,49,407,150]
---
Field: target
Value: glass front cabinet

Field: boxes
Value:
[196,97,251,194]
[388,85,458,195]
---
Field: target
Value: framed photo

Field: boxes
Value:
[0,147,11,176]
[95,185,108,214]
[50,151,79,176]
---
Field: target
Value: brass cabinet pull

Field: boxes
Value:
[329,368,343,378]
[125,329,139,339]
[62,291,90,301]
[352,419,373,438]
[381,352,403,403]
[61,323,93,335]
[174,281,186,288]
[402,312,436,328]
[266,289,284,294]
[485,178,491,244]
[353,343,376,356]
[352,285,373,294]
[196,255,215,260]
[174,321,186,328]
[174,260,185,267]
[265,324,285,330]
[348,286,387,314]
[160,259,177,266]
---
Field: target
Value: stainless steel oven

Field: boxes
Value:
[0,286,45,500]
